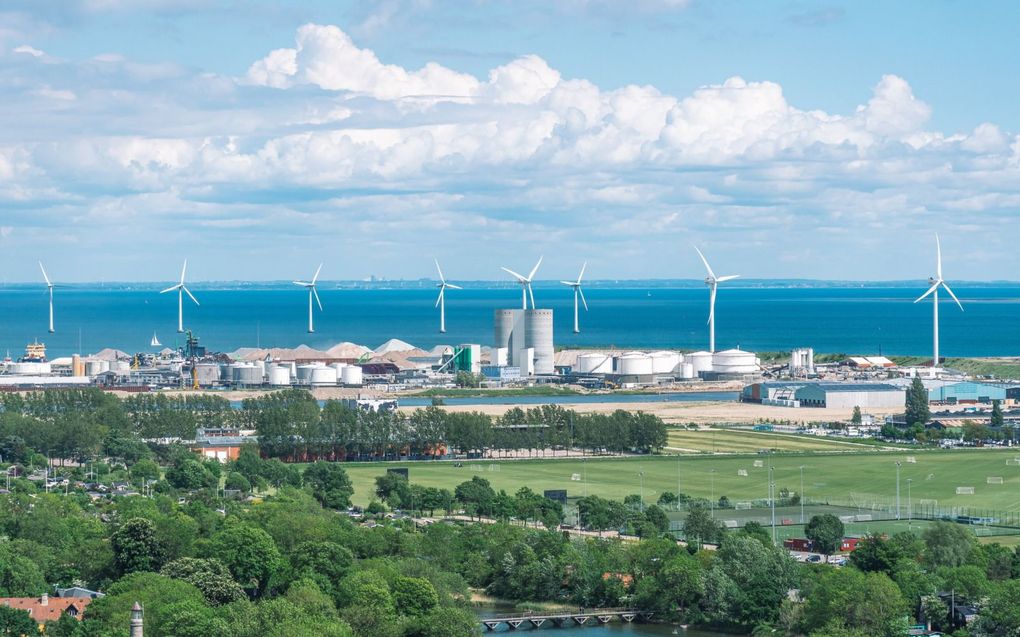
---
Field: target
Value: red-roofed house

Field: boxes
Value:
[0,594,92,622]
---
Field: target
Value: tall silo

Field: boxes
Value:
[524,309,554,375]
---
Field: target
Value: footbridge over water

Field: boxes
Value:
[481,608,653,630]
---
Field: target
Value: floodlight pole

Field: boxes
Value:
[800,465,805,524]
[639,470,645,512]
[710,469,716,518]
[907,478,912,522]
[770,466,776,545]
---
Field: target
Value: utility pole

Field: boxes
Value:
[770,466,776,545]
[895,461,902,520]
[800,465,805,524]
[710,469,716,518]
[639,470,645,513]
[907,478,913,522]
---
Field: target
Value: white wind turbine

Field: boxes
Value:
[160,260,199,333]
[501,257,543,310]
[293,263,324,333]
[434,259,462,334]
[694,246,739,353]
[560,262,588,333]
[913,234,963,368]
[39,261,58,333]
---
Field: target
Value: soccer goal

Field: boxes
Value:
[956,486,975,495]
[570,473,581,481]
[906,456,917,464]
[1008,459,1020,466]
[735,502,753,510]
[737,469,748,477]
[988,477,1004,485]
[488,464,500,472]
[753,460,764,468]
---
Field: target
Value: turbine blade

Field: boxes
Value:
[708,285,716,325]
[312,263,323,284]
[159,284,180,294]
[434,258,445,283]
[942,282,964,311]
[694,246,716,280]
[716,274,740,282]
[293,281,310,286]
[578,261,587,283]
[313,287,323,311]
[528,284,536,309]
[180,259,187,284]
[560,281,576,286]
[527,256,543,281]
[501,267,526,282]
[446,283,463,290]
[39,261,51,286]
[578,286,588,311]
[935,234,942,280]
[914,282,939,303]
[435,287,444,308]
[183,285,199,306]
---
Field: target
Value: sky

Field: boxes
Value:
[1,0,1019,283]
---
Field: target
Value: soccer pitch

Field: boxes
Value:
[665,428,888,454]
[339,448,1020,515]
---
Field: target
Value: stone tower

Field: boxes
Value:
[130,602,143,637]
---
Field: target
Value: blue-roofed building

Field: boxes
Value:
[743,381,905,409]
[929,381,1008,404]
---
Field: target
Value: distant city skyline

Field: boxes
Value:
[1,1,1019,281]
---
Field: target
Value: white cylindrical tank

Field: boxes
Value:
[650,351,681,374]
[617,353,653,376]
[194,363,221,385]
[11,361,53,375]
[232,364,262,385]
[296,364,322,383]
[288,362,297,378]
[524,310,554,375]
[576,354,613,374]
[310,366,338,386]
[679,363,695,379]
[252,359,266,378]
[341,365,363,386]
[712,349,759,374]
[84,360,105,376]
[330,362,348,374]
[268,365,291,386]
[493,310,517,350]
[110,360,130,372]
[687,351,714,375]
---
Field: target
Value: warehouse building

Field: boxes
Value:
[927,381,1009,405]
[743,381,905,409]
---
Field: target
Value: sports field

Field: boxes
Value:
[665,428,890,454]
[340,449,1020,517]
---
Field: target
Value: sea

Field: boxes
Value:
[0,285,1018,359]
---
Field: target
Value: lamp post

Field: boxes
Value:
[639,470,645,512]
[907,478,913,522]
[770,466,776,545]
[895,461,902,520]
[800,465,805,524]
[710,469,716,518]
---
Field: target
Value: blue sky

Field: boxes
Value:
[1,0,1019,282]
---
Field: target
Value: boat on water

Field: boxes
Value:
[150,332,161,347]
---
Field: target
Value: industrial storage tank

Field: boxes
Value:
[267,365,291,386]
[650,351,681,374]
[232,364,263,386]
[678,363,695,379]
[296,364,324,383]
[110,360,130,373]
[194,363,221,386]
[616,353,653,376]
[524,310,554,375]
[10,361,53,375]
[84,360,107,376]
[686,351,714,376]
[310,366,338,386]
[575,353,613,374]
[330,362,348,374]
[712,349,759,374]
[493,310,519,351]
[341,365,363,386]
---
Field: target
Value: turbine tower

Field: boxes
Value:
[293,263,324,333]
[913,234,963,368]
[434,259,462,334]
[694,246,739,353]
[501,257,543,310]
[160,260,199,333]
[560,262,588,333]
[39,261,56,333]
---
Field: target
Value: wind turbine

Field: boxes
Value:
[560,262,588,333]
[293,263,324,333]
[501,257,543,310]
[160,260,199,333]
[913,234,963,368]
[434,259,462,333]
[39,261,57,333]
[694,246,739,353]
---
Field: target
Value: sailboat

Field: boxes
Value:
[150,332,161,347]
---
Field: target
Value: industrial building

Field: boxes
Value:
[493,309,554,375]
[743,381,906,409]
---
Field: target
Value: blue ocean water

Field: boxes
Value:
[0,286,1018,358]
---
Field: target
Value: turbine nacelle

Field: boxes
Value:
[502,256,543,310]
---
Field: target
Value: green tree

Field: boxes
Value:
[905,377,931,427]
[303,462,354,510]
[225,472,252,493]
[0,605,36,635]
[161,557,246,605]
[922,521,976,568]
[851,406,862,425]
[643,504,670,534]
[130,458,161,483]
[208,525,281,595]
[111,517,166,575]
[413,607,479,637]
[805,514,845,555]
[976,579,1020,636]
[0,543,47,596]
[291,541,354,589]
[682,501,723,545]
[392,577,439,617]
[802,568,907,637]
[991,399,1005,427]
[82,572,208,637]
[158,599,229,637]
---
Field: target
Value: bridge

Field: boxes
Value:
[481,609,653,631]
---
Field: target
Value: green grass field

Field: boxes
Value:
[340,449,1020,518]
[665,428,887,454]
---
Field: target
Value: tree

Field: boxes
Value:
[291,541,354,587]
[975,579,1020,636]
[454,476,496,519]
[392,577,439,617]
[208,525,281,595]
[644,505,670,534]
[82,572,208,637]
[802,568,907,637]
[0,543,47,596]
[805,514,845,555]
[682,501,723,545]
[303,462,354,510]
[165,458,215,491]
[992,399,1005,427]
[851,406,862,425]
[0,605,36,634]
[225,472,252,493]
[158,599,229,637]
[905,377,931,427]
[922,521,976,568]
[161,557,246,605]
[657,491,679,510]
[413,607,478,637]
[112,517,165,575]
[130,458,160,483]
